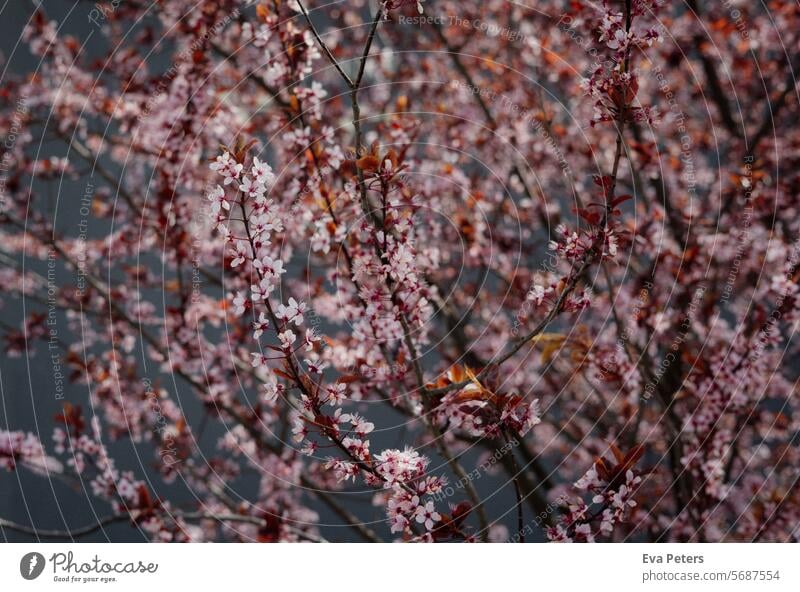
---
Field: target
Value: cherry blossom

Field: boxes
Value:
[210,152,243,185]
[2,0,799,545]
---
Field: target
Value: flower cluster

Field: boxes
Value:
[0,430,61,475]
[584,2,662,126]
[2,0,799,544]
[549,446,644,542]
[375,448,445,535]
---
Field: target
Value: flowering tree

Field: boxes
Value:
[1,0,799,542]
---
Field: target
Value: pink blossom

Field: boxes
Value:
[209,152,243,185]
[278,330,297,350]
[414,500,441,531]
[276,298,307,326]
[252,312,269,339]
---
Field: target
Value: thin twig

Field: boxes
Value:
[295,0,355,87]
